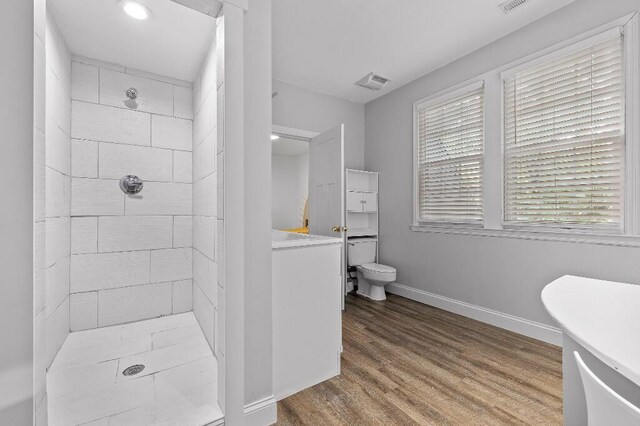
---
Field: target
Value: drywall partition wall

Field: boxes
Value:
[364,0,640,339]
[0,0,34,422]
[273,78,365,170]
[243,0,275,421]
[32,0,47,424]
[215,14,227,413]
[69,57,194,330]
[192,26,219,354]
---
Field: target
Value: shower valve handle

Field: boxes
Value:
[120,175,144,194]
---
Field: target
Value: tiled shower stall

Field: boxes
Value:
[33,4,225,423]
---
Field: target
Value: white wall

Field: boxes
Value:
[192,27,220,355]
[273,78,364,169]
[69,57,194,330]
[0,0,35,423]
[364,0,640,330]
[271,153,308,230]
[42,13,72,418]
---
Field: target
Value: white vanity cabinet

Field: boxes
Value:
[272,231,343,401]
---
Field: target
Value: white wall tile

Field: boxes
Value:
[46,67,71,136]
[150,248,192,283]
[46,117,71,175]
[173,151,192,183]
[34,40,46,133]
[72,101,150,146]
[46,257,70,318]
[98,282,172,327]
[99,216,173,253]
[193,284,214,350]
[46,297,70,368]
[125,182,192,216]
[100,69,173,116]
[216,24,224,90]
[217,152,224,218]
[99,143,173,182]
[46,217,70,268]
[73,55,125,72]
[172,280,192,314]
[193,74,202,116]
[216,86,224,153]
[46,167,71,218]
[216,285,224,355]
[193,215,215,260]
[193,97,209,147]
[193,173,216,216]
[216,219,224,287]
[71,217,98,254]
[194,133,215,182]
[71,251,150,293]
[71,139,98,178]
[174,86,193,120]
[152,115,192,151]
[173,216,192,248]
[207,87,217,131]
[34,222,46,315]
[72,178,124,216]
[70,292,98,331]
[34,130,46,222]
[193,249,217,307]
[124,67,192,88]
[71,61,99,103]
[201,47,217,101]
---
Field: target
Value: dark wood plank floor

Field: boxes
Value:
[277,293,562,425]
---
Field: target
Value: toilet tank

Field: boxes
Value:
[347,238,377,266]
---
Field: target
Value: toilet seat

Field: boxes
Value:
[358,263,396,274]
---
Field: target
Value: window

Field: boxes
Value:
[415,82,484,224]
[503,34,625,230]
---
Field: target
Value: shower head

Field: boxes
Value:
[170,0,223,17]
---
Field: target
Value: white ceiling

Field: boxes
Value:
[48,0,216,82]
[272,0,575,103]
[272,137,309,157]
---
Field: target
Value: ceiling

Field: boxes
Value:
[272,137,309,157]
[272,0,575,103]
[48,0,216,82]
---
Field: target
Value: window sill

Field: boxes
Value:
[410,224,640,248]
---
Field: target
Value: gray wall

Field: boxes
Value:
[273,79,365,169]
[364,0,640,327]
[0,0,34,423]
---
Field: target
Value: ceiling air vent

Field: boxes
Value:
[499,0,529,14]
[355,73,390,91]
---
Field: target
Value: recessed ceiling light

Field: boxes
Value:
[121,0,150,20]
[271,134,280,140]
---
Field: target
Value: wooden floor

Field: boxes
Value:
[277,293,562,425]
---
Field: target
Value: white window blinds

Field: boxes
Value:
[503,35,625,228]
[416,83,484,223]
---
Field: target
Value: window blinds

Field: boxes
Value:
[503,35,625,228]
[416,83,484,223]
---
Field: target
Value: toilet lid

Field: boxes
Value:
[359,263,396,273]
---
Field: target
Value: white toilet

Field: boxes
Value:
[347,238,396,301]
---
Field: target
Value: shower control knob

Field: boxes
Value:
[120,175,144,194]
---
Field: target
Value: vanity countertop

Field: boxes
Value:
[271,230,342,249]
[542,275,640,387]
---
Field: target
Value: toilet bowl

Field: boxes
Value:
[355,263,396,301]
[348,238,397,301]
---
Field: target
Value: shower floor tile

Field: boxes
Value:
[47,312,223,426]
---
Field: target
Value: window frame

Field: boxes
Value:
[500,27,626,233]
[412,80,487,227]
[411,13,640,246]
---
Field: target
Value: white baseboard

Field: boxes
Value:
[387,282,562,346]
[244,395,277,426]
